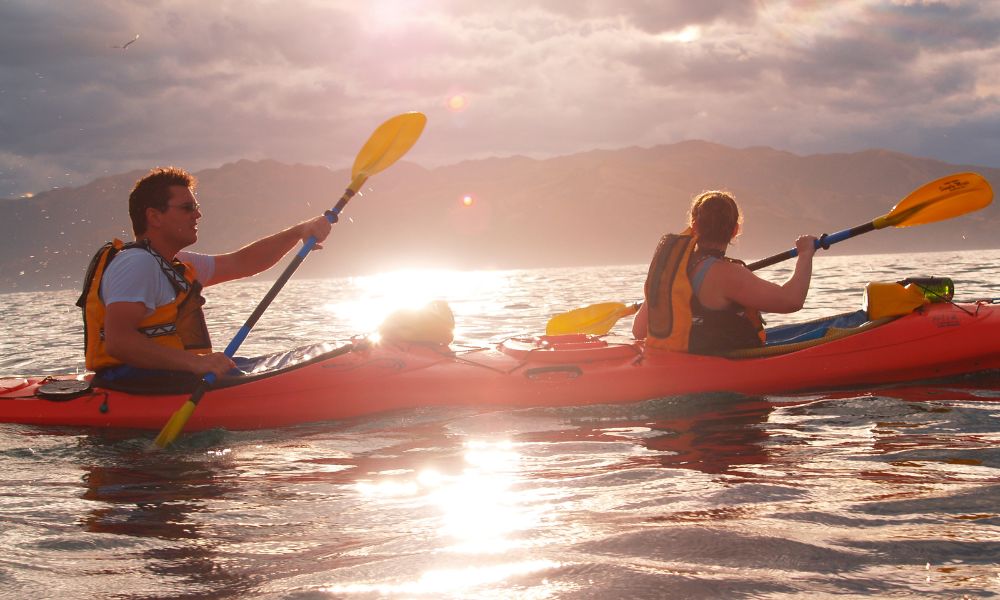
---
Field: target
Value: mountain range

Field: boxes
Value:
[2,141,997,293]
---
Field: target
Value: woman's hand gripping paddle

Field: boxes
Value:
[154,112,427,448]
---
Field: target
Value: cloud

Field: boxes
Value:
[443,0,758,32]
[0,0,997,199]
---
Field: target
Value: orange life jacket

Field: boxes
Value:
[643,231,764,353]
[644,232,697,351]
[76,239,212,371]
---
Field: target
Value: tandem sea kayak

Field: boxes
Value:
[2,301,999,432]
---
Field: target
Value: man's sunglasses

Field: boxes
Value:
[164,201,201,213]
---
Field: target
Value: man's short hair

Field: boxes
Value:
[128,167,197,235]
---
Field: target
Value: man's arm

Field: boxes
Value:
[206,216,332,286]
[104,301,235,377]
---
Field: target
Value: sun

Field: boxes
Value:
[447,94,468,112]
[658,25,701,44]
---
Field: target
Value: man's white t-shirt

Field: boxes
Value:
[100,248,216,314]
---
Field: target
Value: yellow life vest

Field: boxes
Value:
[76,239,212,371]
[643,231,765,353]
[644,232,697,351]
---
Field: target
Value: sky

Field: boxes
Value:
[0,0,998,199]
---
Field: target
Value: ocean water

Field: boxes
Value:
[1,249,999,599]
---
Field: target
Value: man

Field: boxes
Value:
[77,166,332,383]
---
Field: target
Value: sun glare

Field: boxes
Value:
[658,25,701,43]
[351,438,555,589]
[367,0,413,31]
[345,438,560,594]
[432,441,540,550]
[447,93,468,112]
[322,268,515,335]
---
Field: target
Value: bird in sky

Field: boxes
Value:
[112,34,139,50]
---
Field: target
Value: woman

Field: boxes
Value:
[632,190,817,354]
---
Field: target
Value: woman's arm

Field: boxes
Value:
[722,235,817,314]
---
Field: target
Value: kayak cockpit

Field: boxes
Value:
[93,341,356,395]
[725,310,895,358]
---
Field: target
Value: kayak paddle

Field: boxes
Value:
[545,302,642,336]
[545,171,993,336]
[746,171,992,270]
[154,112,427,448]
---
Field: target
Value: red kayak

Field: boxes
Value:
[2,301,999,432]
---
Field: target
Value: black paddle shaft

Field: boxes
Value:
[187,190,354,408]
[746,221,877,271]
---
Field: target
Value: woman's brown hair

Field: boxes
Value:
[688,190,741,246]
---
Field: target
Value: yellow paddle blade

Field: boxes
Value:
[153,400,197,448]
[877,172,993,228]
[352,112,427,182]
[546,302,639,336]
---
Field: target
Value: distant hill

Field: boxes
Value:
[1,144,997,293]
